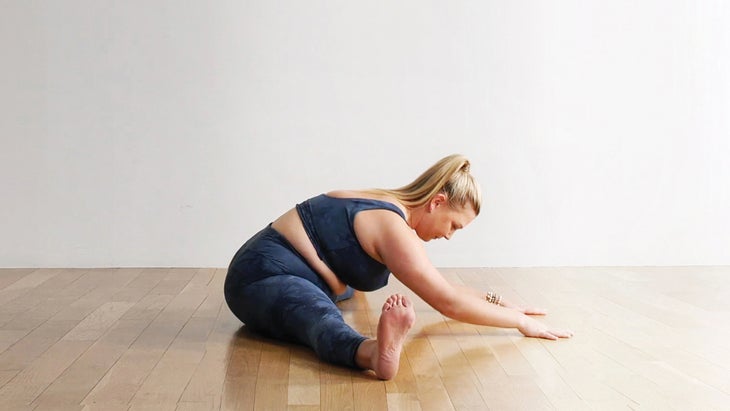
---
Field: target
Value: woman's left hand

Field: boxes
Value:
[499,299,547,315]
[516,306,547,315]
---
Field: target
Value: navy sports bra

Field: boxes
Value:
[296,194,406,291]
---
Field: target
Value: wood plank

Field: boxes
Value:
[1,270,97,332]
[177,297,232,408]
[252,342,291,410]
[82,283,206,407]
[31,319,155,411]
[427,335,486,409]
[149,268,199,295]
[287,346,321,407]
[62,302,135,341]
[221,328,262,411]
[354,377,387,411]
[0,266,726,410]
[0,369,19,388]
[386,393,421,411]
[0,269,37,290]
[127,315,213,410]
[0,339,93,408]
[0,269,60,306]
[319,362,354,410]
[0,329,29,355]
[0,319,80,371]
[405,336,455,411]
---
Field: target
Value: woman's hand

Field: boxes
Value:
[517,315,574,340]
[515,306,548,315]
[499,298,547,316]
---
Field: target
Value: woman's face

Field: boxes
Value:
[416,195,477,241]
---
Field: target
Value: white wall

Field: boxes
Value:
[2,1,728,268]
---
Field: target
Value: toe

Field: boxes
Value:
[401,295,410,307]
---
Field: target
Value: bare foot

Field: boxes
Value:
[370,294,416,380]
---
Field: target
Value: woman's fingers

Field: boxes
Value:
[523,306,548,315]
[541,331,558,340]
[549,328,574,339]
[519,317,574,340]
[538,328,574,340]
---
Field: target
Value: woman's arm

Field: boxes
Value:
[357,211,571,339]
[450,284,548,315]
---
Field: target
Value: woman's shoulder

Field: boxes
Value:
[325,189,395,203]
[326,190,408,217]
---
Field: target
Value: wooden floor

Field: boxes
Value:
[0,267,728,410]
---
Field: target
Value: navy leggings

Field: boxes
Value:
[225,276,365,367]
[224,226,367,368]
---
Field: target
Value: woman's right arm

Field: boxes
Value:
[360,211,572,339]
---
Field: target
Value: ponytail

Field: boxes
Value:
[371,154,482,214]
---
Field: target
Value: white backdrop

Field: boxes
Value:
[2,1,729,267]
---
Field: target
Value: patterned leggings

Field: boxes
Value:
[225,274,366,368]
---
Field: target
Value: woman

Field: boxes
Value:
[224,154,573,380]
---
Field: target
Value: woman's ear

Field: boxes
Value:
[428,193,448,212]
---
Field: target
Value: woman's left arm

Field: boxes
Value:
[450,284,547,315]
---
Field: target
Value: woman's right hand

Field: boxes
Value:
[517,315,574,340]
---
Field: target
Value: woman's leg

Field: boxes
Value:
[354,294,416,380]
[226,275,416,379]
[225,274,367,368]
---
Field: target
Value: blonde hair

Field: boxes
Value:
[371,154,482,215]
